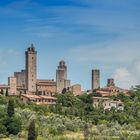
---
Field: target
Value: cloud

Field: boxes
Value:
[113,67,137,89]
[21,1,140,43]
[66,34,140,89]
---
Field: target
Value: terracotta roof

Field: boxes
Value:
[21,94,42,99]
[21,94,57,100]
[39,95,57,100]
[101,86,128,92]
[0,85,9,88]
[93,97,110,100]
[96,90,110,94]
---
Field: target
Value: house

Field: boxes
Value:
[95,86,130,97]
[21,94,57,105]
[93,97,124,111]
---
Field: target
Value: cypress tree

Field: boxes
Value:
[7,99,15,117]
[1,89,4,95]
[83,123,90,140]
[5,89,8,96]
[28,120,37,140]
[62,88,67,94]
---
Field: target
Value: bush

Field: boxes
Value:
[0,123,7,136]
[135,123,140,130]
[6,116,22,135]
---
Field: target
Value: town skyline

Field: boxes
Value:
[0,44,135,91]
[0,0,140,89]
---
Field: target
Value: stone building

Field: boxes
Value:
[95,84,130,97]
[56,60,71,93]
[0,85,9,95]
[69,84,82,96]
[92,69,100,91]
[11,44,58,96]
[25,44,37,93]
[21,94,57,105]
[8,76,17,95]
[14,69,26,87]
[92,78,130,97]
[1,45,73,100]
[36,79,57,96]
[93,97,124,111]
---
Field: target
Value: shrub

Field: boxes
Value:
[0,123,7,136]
[6,116,22,135]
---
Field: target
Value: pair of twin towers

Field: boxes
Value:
[18,44,70,94]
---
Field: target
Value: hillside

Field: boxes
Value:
[0,87,140,139]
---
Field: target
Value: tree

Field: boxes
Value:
[28,120,37,140]
[98,101,104,114]
[7,99,15,118]
[83,123,90,140]
[5,89,8,96]
[0,123,7,135]
[6,116,22,135]
[62,88,67,94]
[131,97,140,117]
[0,89,4,95]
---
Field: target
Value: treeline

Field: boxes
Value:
[50,89,140,126]
[0,86,140,139]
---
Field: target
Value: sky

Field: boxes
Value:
[0,0,140,90]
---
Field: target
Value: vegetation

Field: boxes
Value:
[7,99,15,117]
[0,89,4,95]
[0,98,21,138]
[0,86,140,139]
[28,120,37,140]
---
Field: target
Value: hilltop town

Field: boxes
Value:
[0,44,130,107]
[0,0,140,139]
[0,44,140,140]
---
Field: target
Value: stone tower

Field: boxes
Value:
[92,69,100,91]
[8,76,17,95]
[107,78,115,87]
[56,60,70,93]
[25,44,37,93]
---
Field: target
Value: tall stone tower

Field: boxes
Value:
[56,60,70,93]
[107,78,115,87]
[92,69,100,91]
[25,44,37,94]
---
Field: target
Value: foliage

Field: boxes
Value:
[0,123,7,135]
[6,116,22,135]
[5,89,8,96]
[0,87,140,139]
[62,88,67,94]
[28,120,37,140]
[0,89,4,95]
[7,99,15,117]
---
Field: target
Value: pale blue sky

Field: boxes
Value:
[0,0,140,90]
